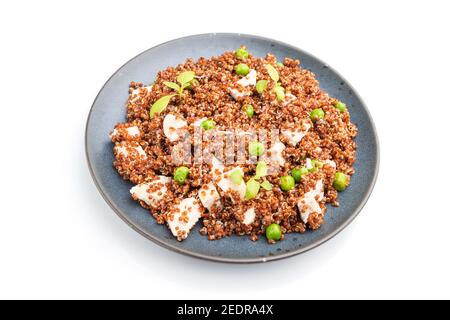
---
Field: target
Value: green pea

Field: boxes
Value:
[244,104,254,118]
[266,223,281,241]
[174,166,189,184]
[280,175,295,191]
[333,171,348,191]
[335,101,347,112]
[276,62,284,67]
[200,119,216,130]
[275,85,285,101]
[235,63,250,76]
[291,167,309,183]
[310,108,325,122]
[256,80,268,94]
[245,179,260,200]
[235,47,249,60]
[249,141,265,156]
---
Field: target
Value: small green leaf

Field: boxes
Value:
[254,161,268,179]
[265,64,279,83]
[150,94,175,118]
[275,86,285,101]
[230,170,243,185]
[163,81,181,92]
[256,80,268,94]
[245,179,261,200]
[261,180,273,191]
[176,71,195,85]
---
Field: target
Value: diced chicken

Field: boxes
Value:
[130,85,153,102]
[166,197,202,241]
[237,69,257,87]
[242,208,256,225]
[130,176,171,207]
[323,159,336,168]
[198,182,221,211]
[210,156,225,181]
[270,141,286,167]
[114,142,146,158]
[281,121,311,146]
[229,88,250,100]
[305,158,313,170]
[217,167,246,200]
[282,93,297,106]
[297,179,324,223]
[110,126,141,140]
[163,114,187,142]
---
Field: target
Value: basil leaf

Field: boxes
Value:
[150,94,175,118]
[254,161,268,179]
[261,180,273,191]
[265,64,279,83]
[176,71,195,85]
[256,80,268,94]
[163,81,181,92]
[275,86,285,101]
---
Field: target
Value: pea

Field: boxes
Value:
[276,62,284,67]
[249,141,265,156]
[280,175,295,191]
[333,171,348,191]
[201,119,216,130]
[291,167,308,183]
[245,179,260,200]
[266,223,281,241]
[174,166,189,184]
[256,80,268,94]
[335,101,347,112]
[235,47,249,60]
[235,63,250,76]
[310,108,325,123]
[244,104,254,118]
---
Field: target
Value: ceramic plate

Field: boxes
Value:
[85,33,379,263]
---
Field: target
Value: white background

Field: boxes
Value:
[1,0,449,300]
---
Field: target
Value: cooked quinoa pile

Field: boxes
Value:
[110,47,357,243]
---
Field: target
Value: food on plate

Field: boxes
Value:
[110,47,357,242]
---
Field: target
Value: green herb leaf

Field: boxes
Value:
[150,94,176,118]
[163,81,181,92]
[265,64,279,83]
[256,80,268,94]
[176,71,195,86]
[275,85,285,101]
[245,178,261,200]
[254,161,268,179]
[230,169,243,185]
[261,180,273,191]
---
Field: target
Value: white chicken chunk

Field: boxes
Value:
[130,176,171,207]
[166,197,202,241]
[237,69,257,87]
[297,179,324,223]
[163,114,187,142]
[217,167,246,200]
[198,182,221,211]
[281,121,311,146]
[242,208,256,225]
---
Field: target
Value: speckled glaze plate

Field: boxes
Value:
[85,33,379,263]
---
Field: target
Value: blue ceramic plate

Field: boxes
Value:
[85,33,379,263]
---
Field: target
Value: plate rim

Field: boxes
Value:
[85,32,380,264]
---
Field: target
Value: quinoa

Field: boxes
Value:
[110,48,357,242]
